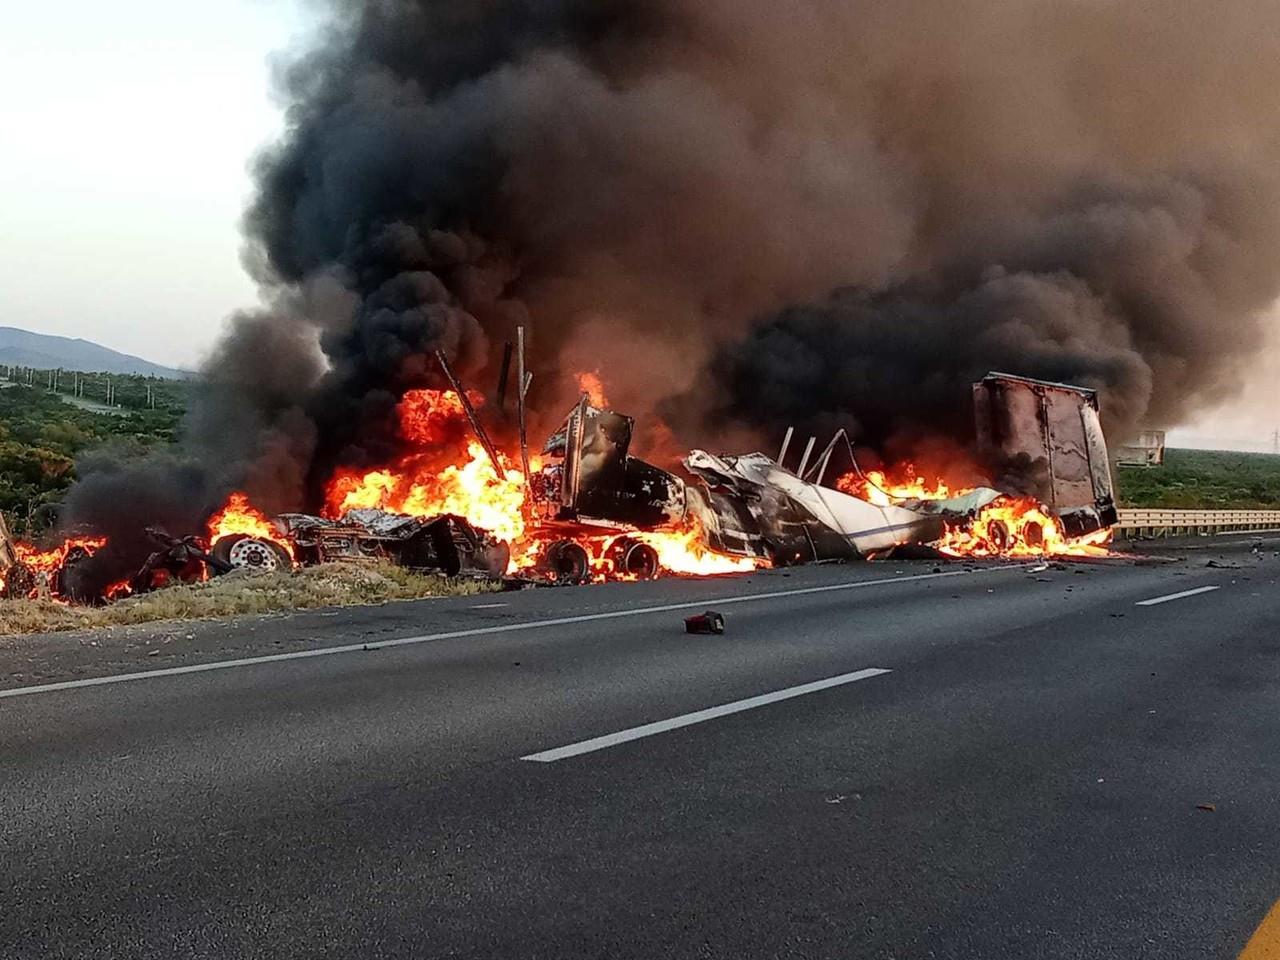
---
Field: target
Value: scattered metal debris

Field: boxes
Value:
[276,510,509,578]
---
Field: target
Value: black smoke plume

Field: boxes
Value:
[59,0,1280,567]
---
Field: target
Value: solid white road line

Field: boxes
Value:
[470,603,510,609]
[1135,585,1221,606]
[0,565,1031,702]
[521,667,892,762]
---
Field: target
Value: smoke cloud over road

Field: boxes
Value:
[63,0,1280,550]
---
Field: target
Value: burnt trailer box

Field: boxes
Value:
[973,372,1118,536]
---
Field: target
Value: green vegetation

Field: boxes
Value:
[0,377,188,535]
[3,365,193,414]
[1116,448,1280,510]
[0,562,497,637]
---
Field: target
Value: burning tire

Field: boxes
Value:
[211,534,292,573]
[987,519,1012,553]
[1021,520,1044,548]
[543,540,591,583]
[608,538,661,580]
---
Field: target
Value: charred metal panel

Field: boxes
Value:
[683,451,947,561]
[973,372,1117,534]
[537,401,685,529]
[278,511,508,577]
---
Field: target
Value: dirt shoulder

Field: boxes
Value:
[0,562,497,639]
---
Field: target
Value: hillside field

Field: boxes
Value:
[1116,448,1280,510]
[0,376,189,534]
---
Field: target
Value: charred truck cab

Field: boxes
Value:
[527,397,683,580]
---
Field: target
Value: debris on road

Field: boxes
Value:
[1196,803,1217,812]
[684,611,726,635]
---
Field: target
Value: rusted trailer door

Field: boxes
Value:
[973,372,1118,536]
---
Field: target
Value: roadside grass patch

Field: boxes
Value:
[0,562,498,637]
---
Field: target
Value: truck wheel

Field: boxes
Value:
[545,540,590,583]
[609,538,661,580]
[987,519,1012,553]
[212,534,292,573]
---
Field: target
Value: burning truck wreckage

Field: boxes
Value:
[0,361,1118,607]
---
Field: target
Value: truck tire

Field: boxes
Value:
[211,534,292,573]
[987,519,1012,553]
[544,540,590,583]
[608,538,661,580]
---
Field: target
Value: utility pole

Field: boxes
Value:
[1272,429,1278,456]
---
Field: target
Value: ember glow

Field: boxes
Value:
[103,579,134,602]
[207,492,296,561]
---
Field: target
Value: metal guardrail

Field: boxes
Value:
[1115,509,1280,537]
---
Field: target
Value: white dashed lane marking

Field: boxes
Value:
[1135,585,1221,606]
[521,668,892,762]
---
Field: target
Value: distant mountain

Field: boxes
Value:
[0,327,188,379]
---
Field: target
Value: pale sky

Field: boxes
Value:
[0,0,305,369]
[0,1,1275,449]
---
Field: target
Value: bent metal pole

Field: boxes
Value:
[516,326,532,491]
[434,349,505,478]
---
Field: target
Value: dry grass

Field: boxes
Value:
[0,562,499,637]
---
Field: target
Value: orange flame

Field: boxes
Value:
[103,579,134,602]
[507,523,760,582]
[5,536,108,601]
[838,465,1113,558]
[15,537,108,577]
[325,389,531,545]
[633,524,760,575]
[207,492,296,561]
[327,442,531,544]
[576,371,608,407]
[398,387,482,445]
[322,386,759,579]
[836,468,969,506]
[935,497,1113,558]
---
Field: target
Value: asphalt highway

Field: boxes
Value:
[3,542,1279,958]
